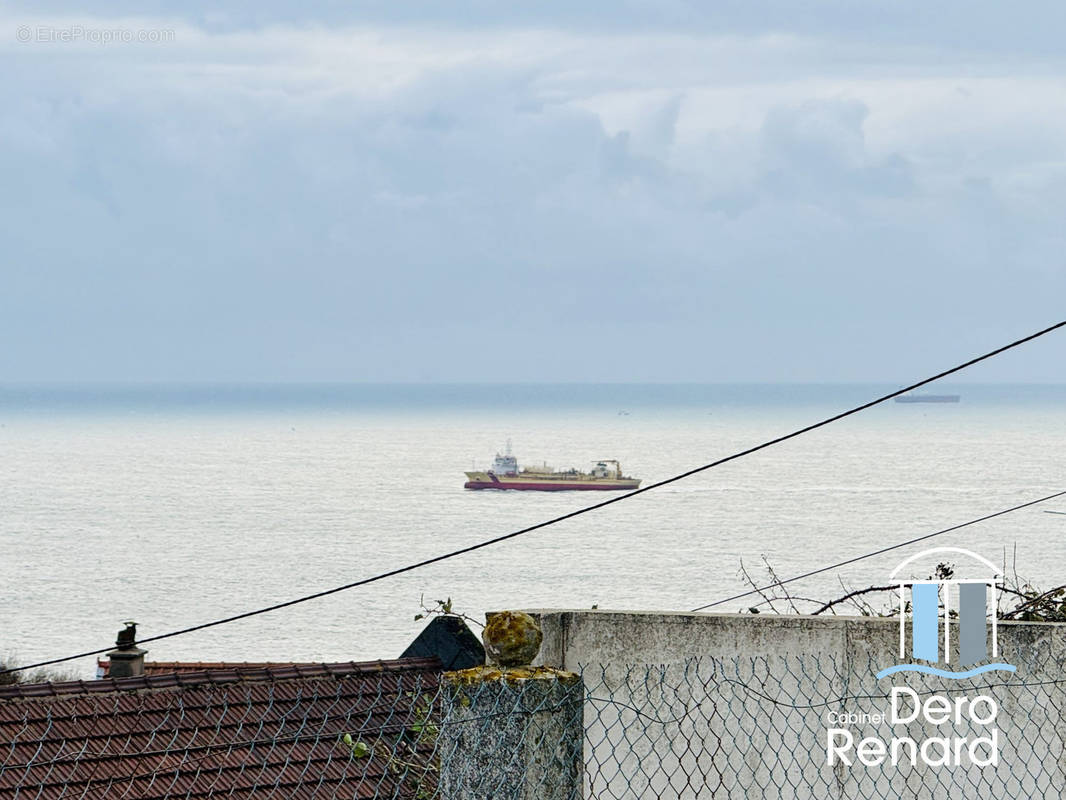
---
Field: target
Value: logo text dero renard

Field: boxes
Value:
[823,547,1014,770]
[826,687,999,768]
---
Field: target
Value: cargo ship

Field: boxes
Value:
[464,445,641,491]
[894,392,960,404]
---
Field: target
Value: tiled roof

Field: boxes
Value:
[95,659,332,678]
[0,657,442,799]
[145,661,313,675]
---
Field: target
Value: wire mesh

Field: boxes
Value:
[0,666,585,800]
[1,650,1064,798]
[582,647,1066,799]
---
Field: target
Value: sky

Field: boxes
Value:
[2,1,1065,383]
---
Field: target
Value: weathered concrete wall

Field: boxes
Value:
[519,610,1066,800]
[525,609,1066,672]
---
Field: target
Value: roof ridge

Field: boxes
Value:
[0,656,442,700]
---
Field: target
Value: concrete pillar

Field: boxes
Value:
[438,666,584,800]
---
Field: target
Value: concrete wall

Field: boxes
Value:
[519,610,1066,799]
[525,609,1066,672]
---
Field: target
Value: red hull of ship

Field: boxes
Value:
[464,480,636,491]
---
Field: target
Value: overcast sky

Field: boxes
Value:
[2,1,1064,382]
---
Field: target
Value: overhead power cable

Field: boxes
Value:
[2,318,1064,677]
[690,488,1066,612]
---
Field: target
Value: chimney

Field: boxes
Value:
[106,622,147,678]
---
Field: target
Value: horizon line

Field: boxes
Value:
[2,380,1064,388]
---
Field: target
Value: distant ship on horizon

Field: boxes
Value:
[894,391,961,404]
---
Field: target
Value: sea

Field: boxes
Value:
[1,383,1063,679]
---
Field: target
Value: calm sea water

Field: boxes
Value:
[1,384,1063,678]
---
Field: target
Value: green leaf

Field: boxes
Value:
[341,733,370,758]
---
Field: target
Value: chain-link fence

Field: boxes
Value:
[583,648,1066,799]
[1,651,1064,798]
[0,663,585,800]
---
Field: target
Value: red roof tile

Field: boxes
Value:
[0,658,443,799]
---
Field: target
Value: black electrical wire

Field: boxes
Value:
[690,488,1066,612]
[2,319,1064,677]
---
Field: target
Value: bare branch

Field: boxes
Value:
[738,558,781,614]
[811,585,900,616]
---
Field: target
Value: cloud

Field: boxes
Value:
[757,98,914,204]
[0,12,1064,381]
